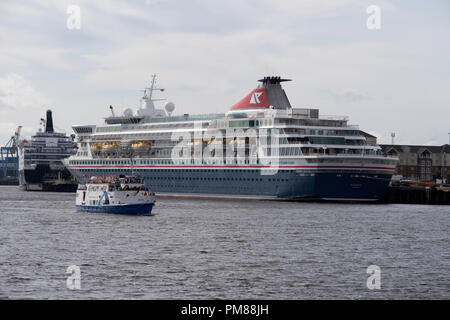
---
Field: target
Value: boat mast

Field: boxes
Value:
[144,74,165,101]
[147,74,156,100]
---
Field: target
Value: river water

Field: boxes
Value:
[0,186,448,299]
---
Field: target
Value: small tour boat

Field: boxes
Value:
[76,175,156,214]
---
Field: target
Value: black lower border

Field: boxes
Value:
[0,300,444,318]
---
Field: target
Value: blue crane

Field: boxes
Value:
[1,126,21,180]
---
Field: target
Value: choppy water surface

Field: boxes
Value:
[0,186,448,299]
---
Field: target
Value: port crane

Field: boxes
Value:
[1,126,22,179]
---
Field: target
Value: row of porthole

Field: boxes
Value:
[149,184,258,189]
[146,176,289,182]
[78,168,297,174]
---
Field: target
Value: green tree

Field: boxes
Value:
[445,170,450,181]
[432,170,441,180]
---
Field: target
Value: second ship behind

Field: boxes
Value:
[19,110,78,192]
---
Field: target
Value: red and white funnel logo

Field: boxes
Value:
[250,91,263,104]
[230,88,269,110]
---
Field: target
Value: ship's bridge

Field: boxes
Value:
[72,125,96,136]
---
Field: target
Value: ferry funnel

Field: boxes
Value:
[230,76,292,110]
[45,109,54,133]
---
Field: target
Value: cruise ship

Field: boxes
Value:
[19,110,78,192]
[64,75,398,201]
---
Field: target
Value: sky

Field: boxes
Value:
[0,0,449,145]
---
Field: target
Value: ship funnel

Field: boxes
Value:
[45,109,54,133]
[230,76,292,110]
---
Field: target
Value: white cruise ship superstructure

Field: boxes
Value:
[64,75,398,201]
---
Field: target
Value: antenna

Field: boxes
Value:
[144,74,165,101]
[150,74,156,100]
[391,132,396,145]
[109,105,116,117]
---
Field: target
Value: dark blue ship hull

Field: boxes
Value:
[20,165,77,192]
[76,203,154,215]
[70,166,393,201]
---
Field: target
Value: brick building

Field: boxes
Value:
[380,144,450,181]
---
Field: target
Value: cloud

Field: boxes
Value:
[265,0,361,19]
[425,140,440,146]
[0,0,449,145]
[0,73,51,111]
[325,88,371,104]
[0,122,35,145]
[0,2,45,17]
[0,74,52,142]
[0,44,73,70]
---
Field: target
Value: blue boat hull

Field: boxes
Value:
[76,203,154,215]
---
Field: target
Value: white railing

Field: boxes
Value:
[319,115,349,121]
